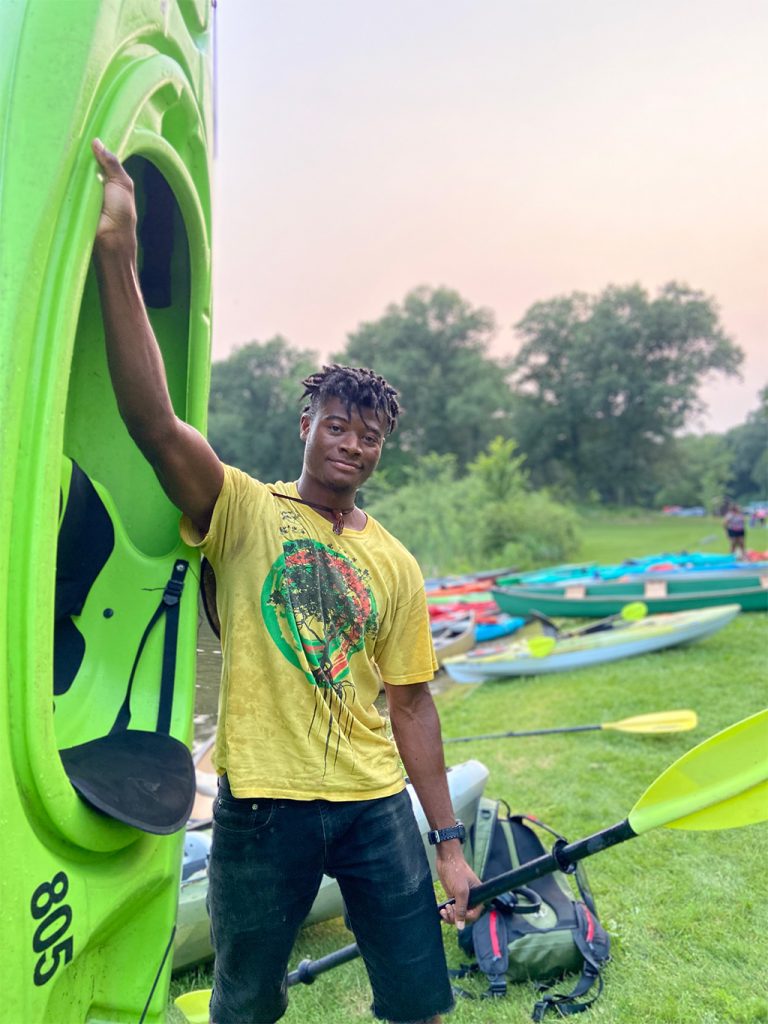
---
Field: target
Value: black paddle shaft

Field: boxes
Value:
[287,818,636,987]
[445,723,600,743]
[466,817,636,905]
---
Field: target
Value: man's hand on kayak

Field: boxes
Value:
[91,138,137,251]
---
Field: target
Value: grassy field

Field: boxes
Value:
[169,513,768,1023]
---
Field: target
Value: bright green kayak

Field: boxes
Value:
[1,2,212,1021]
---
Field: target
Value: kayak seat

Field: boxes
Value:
[55,456,195,834]
[55,459,115,695]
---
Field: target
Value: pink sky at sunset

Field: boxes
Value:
[211,0,767,434]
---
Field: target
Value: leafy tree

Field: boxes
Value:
[723,385,768,502]
[366,442,580,576]
[511,283,744,505]
[366,454,478,577]
[337,286,517,482]
[653,434,733,511]
[207,337,317,480]
[468,436,529,501]
[466,438,581,568]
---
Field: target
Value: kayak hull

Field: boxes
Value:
[444,605,741,683]
[1,3,212,1021]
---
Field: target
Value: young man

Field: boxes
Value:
[90,139,479,1024]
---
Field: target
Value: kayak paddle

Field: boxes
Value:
[443,708,699,743]
[174,709,767,1016]
[527,601,648,658]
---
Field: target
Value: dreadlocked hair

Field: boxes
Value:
[301,364,400,435]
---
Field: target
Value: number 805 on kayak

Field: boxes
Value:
[30,871,74,986]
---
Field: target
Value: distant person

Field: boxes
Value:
[723,504,746,559]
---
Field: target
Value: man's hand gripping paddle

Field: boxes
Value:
[174,709,768,1021]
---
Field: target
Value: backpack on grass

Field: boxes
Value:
[454,798,611,1020]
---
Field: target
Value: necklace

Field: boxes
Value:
[272,492,355,535]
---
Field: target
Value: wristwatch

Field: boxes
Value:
[427,820,466,845]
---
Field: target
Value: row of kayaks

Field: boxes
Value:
[430,612,525,665]
[425,552,767,593]
[174,745,490,972]
[426,552,768,620]
[496,552,768,586]
[425,550,760,684]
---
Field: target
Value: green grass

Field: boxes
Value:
[169,515,768,1023]
[575,511,731,564]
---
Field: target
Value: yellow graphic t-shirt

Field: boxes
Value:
[181,466,438,800]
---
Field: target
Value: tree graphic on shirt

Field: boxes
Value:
[262,539,378,771]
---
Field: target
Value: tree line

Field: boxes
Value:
[207,282,765,513]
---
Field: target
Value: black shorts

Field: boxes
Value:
[207,778,454,1023]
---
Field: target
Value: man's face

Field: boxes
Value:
[300,396,386,495]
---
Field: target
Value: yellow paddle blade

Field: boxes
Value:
[528,600,649,658]
[602,709,699,734]
[628,708,768,835]
[527,635,557,658]
[174,989,211,1024]
[619,601,648,621]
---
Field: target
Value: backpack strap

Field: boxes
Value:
[467,906,511,997]
[516,813,566,845]
[532,903,610,1020]
[471,797,500,878]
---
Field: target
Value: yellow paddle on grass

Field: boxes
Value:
[174,709,767,1019]
[443,708,698,742]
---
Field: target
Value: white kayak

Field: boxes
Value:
[443,604,741,684]
[173,749,490,972]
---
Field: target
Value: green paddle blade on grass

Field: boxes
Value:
[628,707,768,835]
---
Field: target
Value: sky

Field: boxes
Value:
[211,0,768,434]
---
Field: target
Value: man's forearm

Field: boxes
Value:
[387,683,458,831]
[93,240,177,450]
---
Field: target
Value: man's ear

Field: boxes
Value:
[299,412,311,441]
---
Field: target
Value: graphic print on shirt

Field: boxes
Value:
[261,538,379,771]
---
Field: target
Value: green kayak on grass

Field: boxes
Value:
[492,575,768,617]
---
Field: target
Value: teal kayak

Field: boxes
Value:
[497,553,763,586]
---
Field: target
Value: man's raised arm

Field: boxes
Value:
[91,138,223,536]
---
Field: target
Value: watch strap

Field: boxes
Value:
[427,820,466,845]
